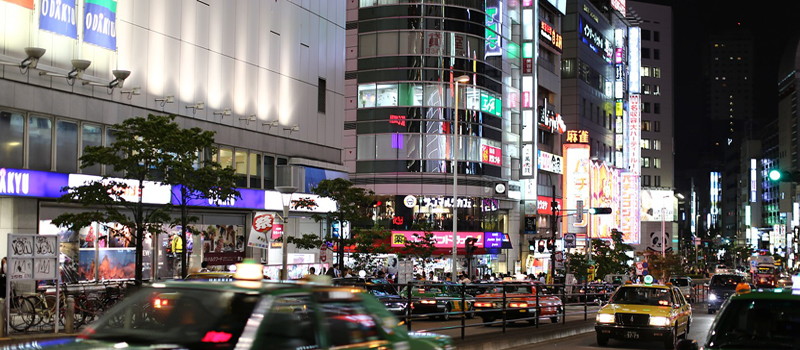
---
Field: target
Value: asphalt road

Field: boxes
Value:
[505,304,715,350]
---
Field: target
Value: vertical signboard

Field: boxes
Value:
[628,94,641,174]
[84,0,118,50]
[485,1,502,58]
[589,161,620,239]
[620,173,640,244]
[628,27,641,93]
[563,144,591,233]
[248,212,275,249]
[40,0,78,39]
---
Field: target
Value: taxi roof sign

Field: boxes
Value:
[643,275,654,285]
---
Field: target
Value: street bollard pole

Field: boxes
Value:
[0,298,5,338]
[502,287,507,334]
[406,284,412,332]
[460,285,466,340]
[65,297,75,334]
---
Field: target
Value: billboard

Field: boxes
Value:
[589,161,620,239]
[563,144,591,233]
[390,231,484,249]
[481,144,502,166]
[537,150,563,174]
[640,189,675,222]
[620,173,640,244]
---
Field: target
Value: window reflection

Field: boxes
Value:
[0,111,24,169]
[28,115,52,171]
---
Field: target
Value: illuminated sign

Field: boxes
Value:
[710,172,721,217]
[628,94,641,174]
[563,144,591,232]
[565,130,590,144]
[580,17,612,64]
[750,158,757,202]
[590,161,620,239]
[582,4,599,23]
[40,0,78,39]
[389,114,406,127]
[539,21,563,52]
[70,174,171,204]
[522,76,534,109]
[629,27,641,93]
[537,150,563,174]
[619,173,640,244]
[522,144,534,177]
[0,168,67,198]
[419,196,474,209]
[3,0,33,9]
[172,185,263,209]
[745,205,751,226]
[485,4,502,58]
[84,0,117,50]
[537,196,563,215]
[538,106,567,134]
[482,198,499,212]
[481,92,502,117]
[484,231,503,248]
[640,189,674,221]
[610,0,626,15]
[391,231,484,249]
[481,144,502,166]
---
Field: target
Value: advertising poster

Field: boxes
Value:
[248,212,275,249]
[640,189,675,222]
[563,144,591,233]
[589,161,620,239]
[39,220,81,282]
[96,248,136,280]
[200,224,245,265]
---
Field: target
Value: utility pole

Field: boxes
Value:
[550,185,559,284]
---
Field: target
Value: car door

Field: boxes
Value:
[671,288,689,335]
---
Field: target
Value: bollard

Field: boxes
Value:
[0,298,5,337]
[65,296,75,333]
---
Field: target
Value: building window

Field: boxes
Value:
[654,175,661,187]
[28,115,52,171]
[318,78,326,114]
[654,103,661,114]
[653,85,661,96]
[0,111,24,169]
[249,152,262,189]
[643,84,651,95]
[56,120,78,174]
[642,121,651,131]
[81,124,102,175]
[654,157,661,169]
[653,67,661,78]
[106,128,123,177]
[642,48,650,59]
[654,121,661,132]
[642,29,651,41]
[264,155,275,190]
[643,103,651,113]
[641,139,651,149]
[654,31,660,42]
[653,139,661,150]
[642,66,651,77]
[654,49,660,60]
[642,157,650,168]
[642,175,651,186]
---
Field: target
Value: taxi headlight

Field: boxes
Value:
[649,316,670,327]
[709,293,717,301]
[596,313,615,324]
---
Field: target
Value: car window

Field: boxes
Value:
[711,275,744,287]
[259,295,319,349]
[610,287,673,306]
[707,299,800,347]
[671,289,684,306]
[669,278,689,287]
[318,300,386,347]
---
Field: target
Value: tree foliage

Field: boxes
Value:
[591,229,635,279]
[646,251,683,282]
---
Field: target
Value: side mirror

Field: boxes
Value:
[676,339,699,350]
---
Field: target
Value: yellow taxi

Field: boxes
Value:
[595,277,692,349]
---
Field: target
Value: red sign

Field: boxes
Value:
[539,21,563,52]
[2,0,33,9]
[523,58,534,74]
[389,114,406,127]
[252,213,274,233]
[271,224,284,240]
[537,196,564,215]
[390,231,484,249]
[392,216,404,225]
[481,144,502,166]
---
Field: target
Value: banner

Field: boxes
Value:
[40,0,78,39]
[247,212,274,249]
[2,0,33,9]
[84,0,117,50]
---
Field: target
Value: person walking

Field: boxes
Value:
[171,233,184,278]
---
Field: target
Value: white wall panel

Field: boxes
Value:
[164,0,183,39]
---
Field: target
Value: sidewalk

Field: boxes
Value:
[452,319,595,350]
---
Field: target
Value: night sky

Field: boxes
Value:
[638,0,800,188]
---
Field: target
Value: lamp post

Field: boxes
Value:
[452,74,471,279]
[277,186,297,280]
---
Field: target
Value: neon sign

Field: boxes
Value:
[389,114,406,127]
[628,94,641,174]
[565,130,590,144]
[485,4,502,58]
[539,21,563,52]
[580,17,612,64]
[538,106,567,134]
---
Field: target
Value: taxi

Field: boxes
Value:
[473,281,563,324]
[677,283,800,350]
[399,282,475,321]
[25,261,455,350]
[184,271,236,281]
[595,277,692,349]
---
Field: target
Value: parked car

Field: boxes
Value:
[473,282,563,324]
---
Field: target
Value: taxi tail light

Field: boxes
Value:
[475,302,493,308]
[154,298,168,308]
[509,302,528,308]
[420,299,436,304]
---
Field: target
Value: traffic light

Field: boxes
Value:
[537,240,546,253]
[769,169,800,182]
[588,207,613,215]
[546,239,555,251]
[465,237,478,255]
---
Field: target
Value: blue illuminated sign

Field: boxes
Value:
[39,0,78,39]
[0,168,68,198]
[171,185,264,210]
[484,231,503,249]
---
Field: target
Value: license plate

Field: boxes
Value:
[625,331,639,339]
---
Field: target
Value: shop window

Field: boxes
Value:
[357,135,377,160]
[81,124,102,175]
[376,32,399,55]
[56,120,79,174]
[263,155,275,190]
[28,115,52,171]
[0,111,24,169]
[375,84,398,107]
[358,84,377,108]
[358,33,377,57]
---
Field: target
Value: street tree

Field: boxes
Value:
[397,222,437,272]
[590,229,635,280]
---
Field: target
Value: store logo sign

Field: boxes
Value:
[84,0,117,50]
[40,0,78,39]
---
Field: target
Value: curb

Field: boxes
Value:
[453,320,596,350]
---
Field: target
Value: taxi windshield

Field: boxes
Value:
[487,285,532,294]
[84,287,259,349]
[707,298,800,348]
[610,287,673,306]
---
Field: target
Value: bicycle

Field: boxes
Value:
[6,286,37,332]
[26,284,100,329]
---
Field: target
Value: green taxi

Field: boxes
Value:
[399,282,474,321]
[677,285,800,350]
[595,281,692,349]
[22,265,455,350]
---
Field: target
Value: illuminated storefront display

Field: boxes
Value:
[563,144,591,232]
[391,231,484,249]
[620,173,640,244]
[537,150,563,174]
[0,168,67,198]
[627,94,641,174]
[589,161,619,239]
[539,20,562,52]
[69,174,172,205]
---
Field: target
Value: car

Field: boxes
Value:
[676,285,800,350]
[668,277,693,302]
[595,281,692,349]
[33,264,455,350]
[183,271,236,281]
[473,282,563,324]
[578,282,615,304]
[332,277,407,316]
[398,282,475,321]
[707,273,746,313]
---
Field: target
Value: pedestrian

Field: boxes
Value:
[0,257,6,298]
[171,233,184,278]
[199,261,210,272]
[308,266,316,276]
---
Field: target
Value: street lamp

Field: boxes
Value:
[277,186,297,280]
[452,74,470,279]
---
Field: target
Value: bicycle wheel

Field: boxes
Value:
[9,297,37,332]
[78,298,103,326]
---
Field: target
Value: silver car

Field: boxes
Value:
[669,276,694,302]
